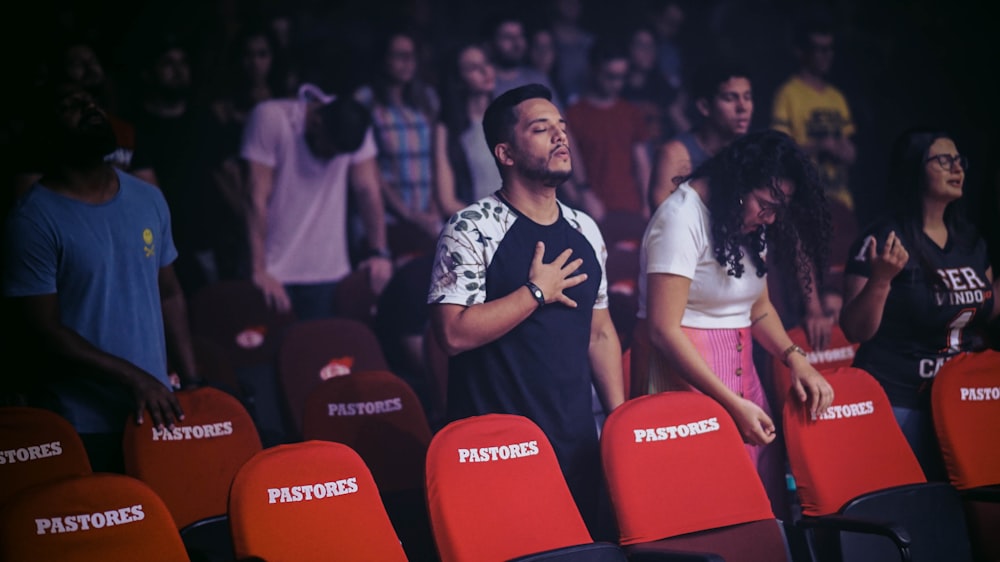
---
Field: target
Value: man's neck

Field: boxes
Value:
[695,125,736,157]
[41,163,119,204]
[144,97,187,118]
[584,92,617,108]
[499,178,560,225]
[797,70,828,91]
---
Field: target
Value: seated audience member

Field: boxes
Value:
[648,59,752,209]
[636,130,834,514]
[622,23,680,149]
[434,42,500,217]
[840,129,999,480]
[2,83,202,471]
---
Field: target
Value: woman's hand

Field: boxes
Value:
[789,357,835,418]
[728,398,777,446]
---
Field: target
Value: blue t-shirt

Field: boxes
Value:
[3,170,178,432]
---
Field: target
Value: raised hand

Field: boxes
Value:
[868,231,909,283]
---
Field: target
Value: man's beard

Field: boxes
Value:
[56,114,119,167]
[517,157,572,188]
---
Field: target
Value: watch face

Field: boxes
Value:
[532,288,543,298]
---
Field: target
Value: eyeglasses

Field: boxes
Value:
[753,192,785,219]
[925,153,969,171]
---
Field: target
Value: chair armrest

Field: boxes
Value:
[796,514,911,561]
[627,545,725,562]
[962,485,1000,503]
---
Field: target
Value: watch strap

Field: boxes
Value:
[524,281,546,307]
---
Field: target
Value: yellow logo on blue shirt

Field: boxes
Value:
[143,228,155,258]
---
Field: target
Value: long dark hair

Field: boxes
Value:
[439,42,490,136]
[690,129,831,292]
[887,128,976,287]
[370,29,436,119]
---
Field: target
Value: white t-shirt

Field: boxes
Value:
[241,98,378,284]
[638,182,766,328]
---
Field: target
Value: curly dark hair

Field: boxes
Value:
[689,130,832,293]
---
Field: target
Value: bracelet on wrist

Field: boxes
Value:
[781,344,807,366]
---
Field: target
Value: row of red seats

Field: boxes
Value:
[2,351,997,561]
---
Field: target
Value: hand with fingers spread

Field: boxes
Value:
[528,241,588,308]
[789,359,835,419]
[728,398,777,446]
[252,270,292,312]
[127,369,185,429]
[868,231,909,284]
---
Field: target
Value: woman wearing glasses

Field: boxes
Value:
[635,129,834,513]
[841,129,998,480]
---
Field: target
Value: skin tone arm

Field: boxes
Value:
[432,123,468,217]
[14,293,184,428]
[989,268,1000,320]
[432,242,586,355]
[159,264,201,388]
[750,284,834,416]
[840,231,909,342]
[132,168,158,186]
[349,157,394,295]
[589,307,625,414]
[648,140,691,210]
[632,141,652,218]
[246,159,291,312]
[646,272,776,445]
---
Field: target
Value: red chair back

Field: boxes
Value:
[229,440,407,561]
[783,367,926,516]
[122,387,262,529]
[0,407,91,506]
[302,370,432,493]
[425,414,593,562]
[932,350,1000,489]
[0,473,187,561]
[278,317,389,434]
[601,392,773,545]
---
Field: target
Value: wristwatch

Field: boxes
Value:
[525,281,546,307]
[781,344,807,366]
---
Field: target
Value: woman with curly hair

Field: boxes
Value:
[841,129,999,480]
[633,129,834,509]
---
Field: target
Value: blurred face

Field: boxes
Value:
[385,35,417,85]
[629,30,656,71]
[923,137,965,203]
[528,30,555,74]
[303,103,338,161]
[458,46,495,94]
[704,77,753,136]
[555,0,582,22]
[53,88,118,162]
[804,33,834,76]
[242,35,273,83]
[153,48,191,91]
[493,21,527,67]
[654,3,684,39]
[502,98,572,187]
[64,44,104,89]
[742,177,794,233]
[595,58,628,98]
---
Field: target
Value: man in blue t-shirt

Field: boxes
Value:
[428,84,624,540]
[2,83,202,471]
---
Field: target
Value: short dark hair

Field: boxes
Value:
[588,36,629,68]
[689,59,751,102]
[793,15,834,50]
[480,10,526,44]
[482,83,552,166]
[316,97,372,153]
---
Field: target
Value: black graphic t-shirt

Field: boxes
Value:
[845,218,994,409]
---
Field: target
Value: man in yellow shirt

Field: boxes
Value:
[771,20,856,211]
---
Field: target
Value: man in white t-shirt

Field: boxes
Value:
[242,84,392,319]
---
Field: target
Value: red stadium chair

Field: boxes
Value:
[425,414,626,562]
[228,440,407,561]
[278,317,389,436]
[601,391,790,561]
[599,209,648,252]
[0,407,91,506]
[302,370,435,561]
[784,367,972,561]
[333,268,379,329]
[932,350,1000,561]
[0,473,188,561]
[771,325,859,410]
[122,386,262,561]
